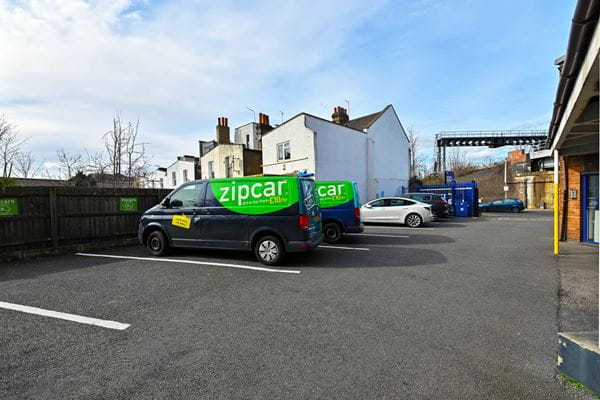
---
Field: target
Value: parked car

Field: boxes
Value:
[316,180,364,243]
[138,176,323,265]
[479,198,525,213]
[360,197,433,227]
[402,192,451,219]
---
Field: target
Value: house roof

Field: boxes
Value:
[345,109,386,131]
[262,104,394,136]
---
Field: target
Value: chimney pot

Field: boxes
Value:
[216,116,230,143]
[332,105,349,125]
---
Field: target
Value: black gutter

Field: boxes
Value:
[546,0,600,149]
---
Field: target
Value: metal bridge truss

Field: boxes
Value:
[433,130,548,174]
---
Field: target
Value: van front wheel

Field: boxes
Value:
[255,236,285,266]
[147,230,169,256]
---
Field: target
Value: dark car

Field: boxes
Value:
[479,198,525,213]
[402,192,451,219]
[138,176,323,265]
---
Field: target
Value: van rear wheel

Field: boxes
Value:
[323,222,343,244]
[147,230,169,256]
[255,236,285,266]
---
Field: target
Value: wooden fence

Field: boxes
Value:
[0,187,170,256]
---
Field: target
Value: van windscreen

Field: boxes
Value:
[300,179,317,211]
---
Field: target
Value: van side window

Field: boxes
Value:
[171,184,203,208]
[204,183,223,207]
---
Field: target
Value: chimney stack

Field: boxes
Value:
[216,117,230,144]
[257,112,273,134]
[332,106,349,125]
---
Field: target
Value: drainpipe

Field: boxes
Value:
[553,150,560,254]
[560,157,569,241]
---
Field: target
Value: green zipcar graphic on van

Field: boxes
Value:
[209,177,300,214]
[138,176,323,265]
[316,181,364,244]
[316,181,354,209]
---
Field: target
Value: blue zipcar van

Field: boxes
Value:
[316,181,364,243]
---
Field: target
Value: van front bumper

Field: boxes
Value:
[287,233,324,252]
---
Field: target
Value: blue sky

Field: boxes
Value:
[0,0,575,174]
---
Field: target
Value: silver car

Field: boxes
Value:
[360,197,434,227]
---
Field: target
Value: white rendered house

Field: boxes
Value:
[261,105,410,201]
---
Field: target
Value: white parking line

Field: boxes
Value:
[76,253,301,274]
[0,301,130,331]
[351,233,410,238]
[364,226,435,231]
[320,245,370,251]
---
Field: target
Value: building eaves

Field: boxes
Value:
[546,0,599,148]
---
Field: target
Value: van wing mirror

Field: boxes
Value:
[170,199,183,208]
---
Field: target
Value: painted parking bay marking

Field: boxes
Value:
[364,226,435,231]
[320,245,370,251]
[0,301,130,331]
[76,253,301,274]
[350,233,410,238]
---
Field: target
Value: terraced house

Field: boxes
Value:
[261,105,410,202]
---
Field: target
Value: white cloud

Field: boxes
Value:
[0,0,387,167]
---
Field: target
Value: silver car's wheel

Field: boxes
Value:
[405,213,422,228]
[254,235,285,265]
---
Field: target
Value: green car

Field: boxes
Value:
[479,198,525,213]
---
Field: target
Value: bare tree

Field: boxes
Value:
[0,115,26,177]
[14,151,42,178]
[406,126,426,177]
[103,115,151,188]
[446,147,477,176]
[103,116,125,187]
[56,148,82,179]
[85,150,111,186]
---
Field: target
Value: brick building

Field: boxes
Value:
[547,0,599,246]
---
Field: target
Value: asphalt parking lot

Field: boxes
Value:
[0,211,582,399]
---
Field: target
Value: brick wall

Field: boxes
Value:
[559,154,599,241]
[508,149,527,165]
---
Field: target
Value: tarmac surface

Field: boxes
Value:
[0,212,591,399]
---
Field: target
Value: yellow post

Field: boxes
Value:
[553,150,559,255]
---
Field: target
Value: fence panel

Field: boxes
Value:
[0,187,171,254]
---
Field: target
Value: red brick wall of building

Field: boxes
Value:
[508,149,527,165]
[559,154,599,241]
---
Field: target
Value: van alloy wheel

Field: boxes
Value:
[255,235,284,265]
[405,213,422,228]
[258,240,278,262]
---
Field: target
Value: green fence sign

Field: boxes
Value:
[0,198,18,217]
[119,197,138,212]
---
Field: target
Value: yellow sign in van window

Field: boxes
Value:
[172,215,191,229]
